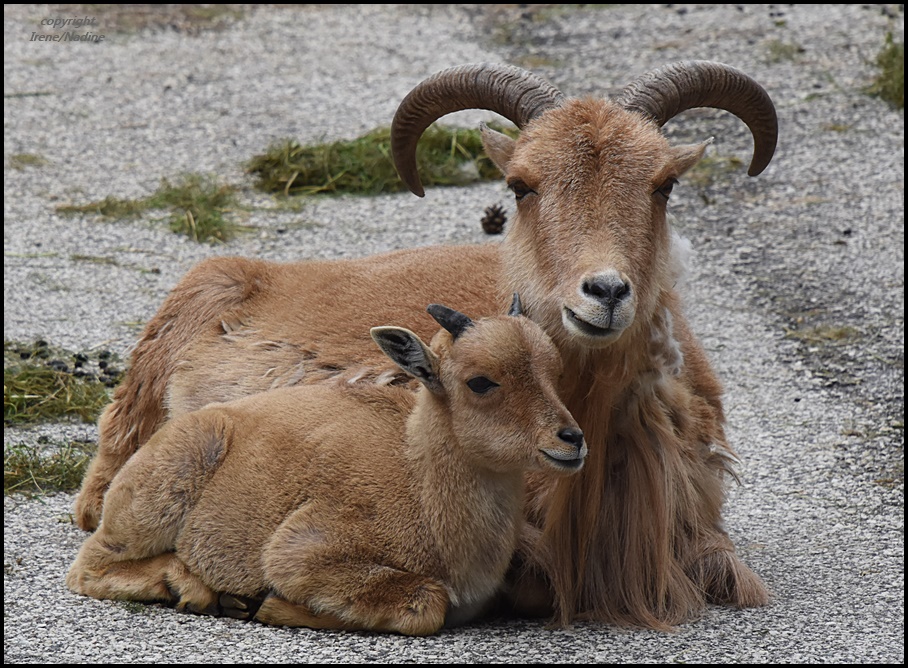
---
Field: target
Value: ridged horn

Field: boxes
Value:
[617,61,778,176]
[391,63,565,197]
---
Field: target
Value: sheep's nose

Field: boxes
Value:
[582,273,630,308]
[558,427,585,450]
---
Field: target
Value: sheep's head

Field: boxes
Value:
[371,295,586,474]
[391,62,777,350]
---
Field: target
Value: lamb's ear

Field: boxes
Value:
[371,327,442,393]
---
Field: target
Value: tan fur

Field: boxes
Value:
[68,314,585,635]
[74,97,769,628]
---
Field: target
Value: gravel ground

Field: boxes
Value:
[4,4,903,663]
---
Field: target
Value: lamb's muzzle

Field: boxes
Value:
[542,426,587,471]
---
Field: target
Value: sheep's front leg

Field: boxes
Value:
[66,531,219,613]
[688,539,770,608]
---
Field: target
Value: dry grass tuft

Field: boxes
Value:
[247,124,512,197]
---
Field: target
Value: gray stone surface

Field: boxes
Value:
[4,4,903,663]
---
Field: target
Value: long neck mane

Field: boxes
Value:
[521,292,729,629]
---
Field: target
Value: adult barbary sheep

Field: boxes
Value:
[74,61,778,629]
[67,300,586,635]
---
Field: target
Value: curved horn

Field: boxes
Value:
[508,292,524,317]
[427,304,474,340]
[617,61,778,176]
[391,63,565,196]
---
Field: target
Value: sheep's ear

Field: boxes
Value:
[371,327,442,393]
[480,123,516,174]
[653,140,713,192]
[669,139,713,177]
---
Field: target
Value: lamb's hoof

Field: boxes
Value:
[183,600,221,616]
[219,593,265,620]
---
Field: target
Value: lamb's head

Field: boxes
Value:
[391,62,777,350]
[370,295,586,474]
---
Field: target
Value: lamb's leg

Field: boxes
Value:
[255,564,450,636]
[502,522,555,618]
[262,508,449,635]
[502,558,554,619]
[253,595,360,630]
[70,408,231,616]
[66,532,218,613]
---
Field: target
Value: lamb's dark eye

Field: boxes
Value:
[466,376,499,394]
[655,178,677,200]
[508,180,536,202]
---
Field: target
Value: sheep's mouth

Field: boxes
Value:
[540,449,585,471]
[563,307,615,338]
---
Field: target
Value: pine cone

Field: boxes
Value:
[481,203,507,234]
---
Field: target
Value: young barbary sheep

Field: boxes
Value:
[73,61,778,629]
[67,299,587,635]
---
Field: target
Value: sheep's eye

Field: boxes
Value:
[655,178,677,200]
[466,376,500,394]
[508,180,536,202]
